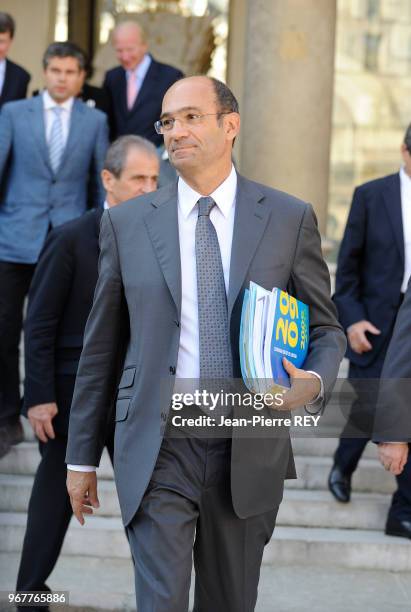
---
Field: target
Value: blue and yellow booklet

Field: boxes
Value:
[239,282,309,392]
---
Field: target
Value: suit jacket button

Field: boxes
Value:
[169,366,176,375]
[175,320,180,327]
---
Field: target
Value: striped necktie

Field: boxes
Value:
[49,106,64,173]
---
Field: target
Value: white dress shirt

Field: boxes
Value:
[176,165,237,378]
[42,90,74,147]
[126,54,152,93]
[0,59,6,97]
[399,166,411,293]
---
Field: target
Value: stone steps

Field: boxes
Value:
[0,475,391,531]
[0,442,395,495]
[266,526,411,572]
[1,512,410,572]
[291,437,378,458]
[288,455,396,495]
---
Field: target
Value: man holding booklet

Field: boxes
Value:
[65,76,346,612]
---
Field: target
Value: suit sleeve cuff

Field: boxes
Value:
[67,464,96,472]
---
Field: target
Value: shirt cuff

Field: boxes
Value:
[67,464,96,472]
[304,371,324,415]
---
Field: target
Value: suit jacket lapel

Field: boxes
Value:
[228,175,270,319]
[27,95,52,175]
[144,182,181,317]
[382,173,404,266]
[118,68,129,118]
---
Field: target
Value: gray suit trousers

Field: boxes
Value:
[126,434,278,612]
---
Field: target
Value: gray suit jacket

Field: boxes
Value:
[0,95,108,264]
[66,176,346,525]
[376,280,411,442]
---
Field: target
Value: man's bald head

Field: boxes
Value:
[160,76,240,186]
[163,76,239,117]
[112,20,148,71]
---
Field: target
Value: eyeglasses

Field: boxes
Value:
[154,112,232,134]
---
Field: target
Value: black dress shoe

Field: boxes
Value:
[385,517,411,539]
[328,464,351,503]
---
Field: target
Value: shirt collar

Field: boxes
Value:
[127,54,151,80]
[178,165,237,219]
[400,165,411,184]
[42,89,74,112]
[103,200,110,210]
[0,59,6,75]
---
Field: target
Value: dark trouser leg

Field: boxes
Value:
[126,436,201,612]
[388,452,411,522]
[193,470,277,612]
[126,436,277,612]
[127,474,197,612]
[334,359,384,476]
[16,436,72,596]
[0,261,35,425]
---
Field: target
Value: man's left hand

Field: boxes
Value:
[378,442,408,475]
[278,358,321,411]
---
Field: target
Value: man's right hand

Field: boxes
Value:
[347,320,381,354]
[27,403,58,442]
[67,470,100,525]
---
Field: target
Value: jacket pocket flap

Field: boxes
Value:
[118,367,136,389]
[115,398,130,422]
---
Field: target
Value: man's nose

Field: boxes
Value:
[168,119,190,139]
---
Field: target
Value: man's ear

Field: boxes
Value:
[400,143,410,164]
[101,169,114,193]
[225,113,240,144]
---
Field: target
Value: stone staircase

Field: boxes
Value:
[1,368,411,609]
[1,429,410,569]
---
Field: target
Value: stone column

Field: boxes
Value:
[68,0,97,60]
[1,0,57,93]
[234,0,337,232]
[226,0,247,168]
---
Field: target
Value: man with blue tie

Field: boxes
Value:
[0,41,108,458]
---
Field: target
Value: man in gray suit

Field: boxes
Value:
[375,280,411,537]
[66,76,346,611]
[0,42,108,457]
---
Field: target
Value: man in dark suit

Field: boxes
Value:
[0,41,108,459]
[0,12,30,109]
[328,127,411,537]
[15,135,159,608]
[66,76,346,612]
[103,20,183,144]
